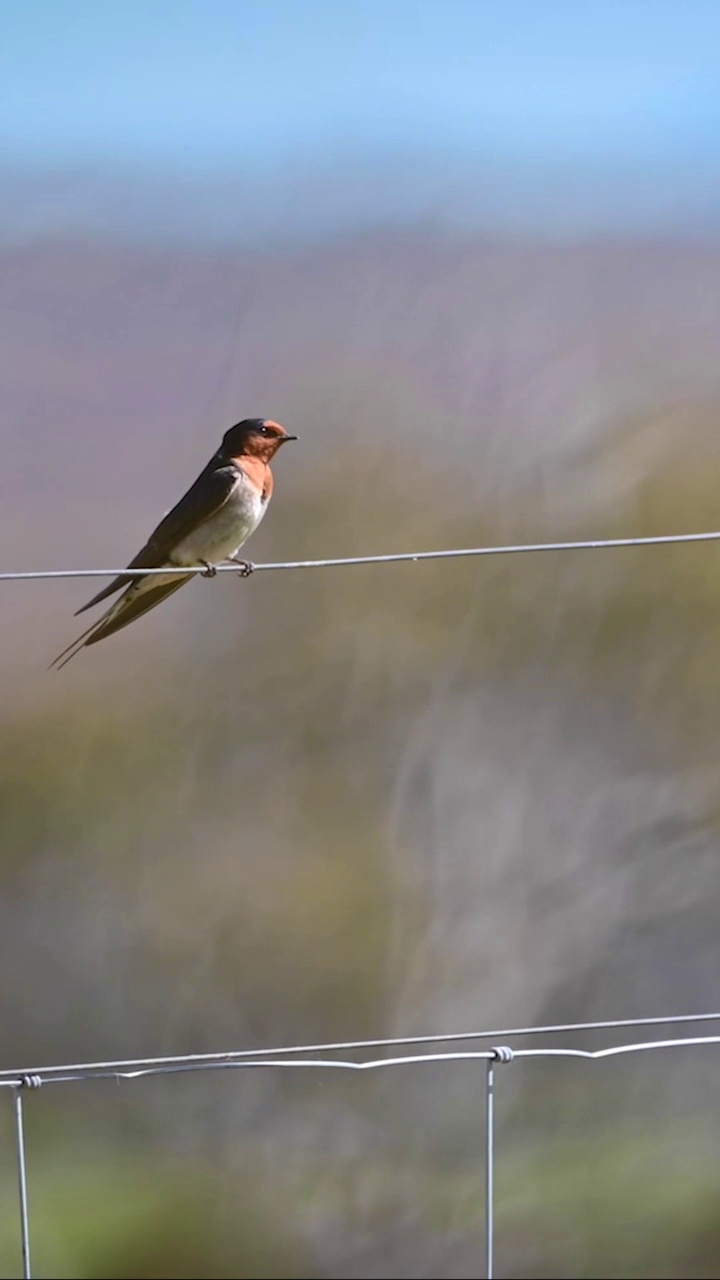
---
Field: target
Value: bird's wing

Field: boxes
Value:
[75,461,240,616]
[50,573,193,669]
[85,574,193,645]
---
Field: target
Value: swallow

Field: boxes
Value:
[50,418,297,669]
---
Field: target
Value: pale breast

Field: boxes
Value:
[172,474,267,565]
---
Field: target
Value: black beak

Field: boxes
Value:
[282,434,298,442]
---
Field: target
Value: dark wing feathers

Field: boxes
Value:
[75,460,238,616]
[50,575,193,670]
[130,460,239,562]
[85,575,192,645]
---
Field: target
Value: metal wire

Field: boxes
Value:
[5,1019,720,1280]
[7,1034,718,1087]
[13,1090,31,1280]
[485,1059,495,1280]
[3,527,720,582]
[6,1026,720,1280]
[2,1008,717,1086]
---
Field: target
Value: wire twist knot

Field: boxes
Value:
[491,1046,514,1064]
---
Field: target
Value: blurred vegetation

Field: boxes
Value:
[0,1141,317,1278]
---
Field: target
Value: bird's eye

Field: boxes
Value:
[259,424,270,436]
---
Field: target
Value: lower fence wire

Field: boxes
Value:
[4,1017,720,1280]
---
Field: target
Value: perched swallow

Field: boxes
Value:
[50,418,297,669]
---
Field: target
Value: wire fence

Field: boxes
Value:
[5,1011,720,1280]
[7,532,720,1275]
[3,526,720,583]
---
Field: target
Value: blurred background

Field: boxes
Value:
[2,1,720,1275]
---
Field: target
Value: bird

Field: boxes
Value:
[50,417,297,669]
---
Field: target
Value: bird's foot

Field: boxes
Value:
[229,556,255,578]
[200,561,217,578]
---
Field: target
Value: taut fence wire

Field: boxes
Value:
[3,526,720,583]
[4,1011,720,1279]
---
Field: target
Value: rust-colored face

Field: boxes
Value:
[221,418,297,462]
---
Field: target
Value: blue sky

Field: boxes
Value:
[2,0,720,167]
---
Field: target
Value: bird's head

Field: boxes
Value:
[221,418,297,462]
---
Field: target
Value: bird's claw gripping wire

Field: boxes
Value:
[200,558,254,579]
[229,556,255,578]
